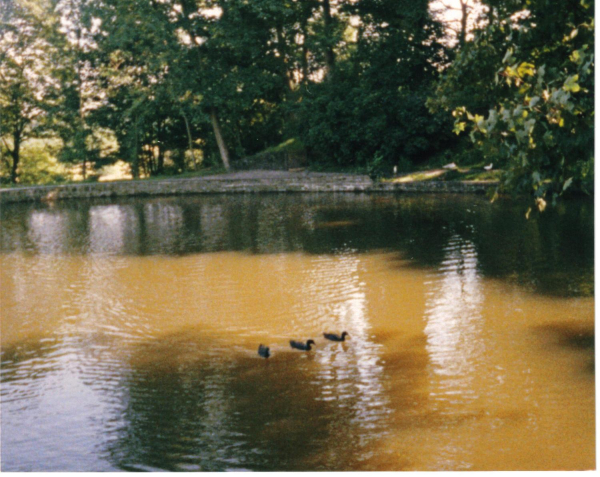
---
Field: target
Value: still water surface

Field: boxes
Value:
[1,193,594,471]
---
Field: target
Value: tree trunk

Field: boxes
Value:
[322,0,335,79]
[210,107,231,171]
[131,117,140,179]
[301,43,309,83]
[275,24,294,91]
[156,145,164,174]
[300,17,310,84]
[156,121,164,174]
[459,0,468,48]
[181,111,197,171]
[76,28,87,181]
[10,132,20,184]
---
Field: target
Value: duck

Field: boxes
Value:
[290,339,315,351]
[323,331,349,342]
[258,344,271,358]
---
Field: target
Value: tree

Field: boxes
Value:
[50,0,102,180]
[89,0,192,177]
[0,0,57,183]
[292,0,452,173]
[437,0,594,204]
[430,0,486,48]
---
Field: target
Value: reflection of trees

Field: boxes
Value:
[1,194,594,297]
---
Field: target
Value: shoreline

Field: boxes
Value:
[0,171,497,204]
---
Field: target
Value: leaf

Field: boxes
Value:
[529,96,540,108]
[538,64,546,80]
[563,177,574,191]
[473,114,487,133]
[513,105,525,117]
[505,65,518,78]
[535,197,547,212]
[502,48,514,64]
[453,121,467,135]
[524,118,536,132]
[517,62,535,77]
[487,109,498,130]
[543,130,555,146]
[552,89,571,104]
[563,75,581,92]
[515,128,528,143]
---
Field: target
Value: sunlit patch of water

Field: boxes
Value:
[424,235,484,383]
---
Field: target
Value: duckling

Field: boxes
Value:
[258,344,271,358]
[323,331,349,342]
[290,339,315,351]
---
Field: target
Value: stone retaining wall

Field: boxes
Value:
[0,173,497,204]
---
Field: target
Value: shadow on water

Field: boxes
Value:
[533,322,595,374]
[100,329,429,471]
[0,324,580,471]
[1,327,426,471]
[1,193,594,298]
[92,329,533,471]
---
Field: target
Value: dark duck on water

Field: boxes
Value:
[290,339,315,351]
[258,344,271,358]
[323,331,349,342]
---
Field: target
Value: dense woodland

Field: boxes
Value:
[0,0,594,203]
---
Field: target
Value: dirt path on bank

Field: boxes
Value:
[200,170,369,180]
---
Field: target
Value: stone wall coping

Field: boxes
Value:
[0,172,498,204]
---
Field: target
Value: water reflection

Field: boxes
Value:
[425,235,484,379]
[28,212,70,254]
[1,194,593,297]
[89,206,129,254]
[305,251,391,445]
[422,235,486,470]
[1,193,594,471]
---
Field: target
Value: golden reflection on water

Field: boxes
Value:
[1,245,594,471]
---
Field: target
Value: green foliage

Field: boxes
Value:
[1,139,69,185]
[291,0,453,174]
[434,0,594,205]
[293,72,453,173]
[1,0,593,194]
[0,0,60,182]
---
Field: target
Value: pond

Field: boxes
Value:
[0,193,594,471]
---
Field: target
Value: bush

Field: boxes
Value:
[1,139,70,185]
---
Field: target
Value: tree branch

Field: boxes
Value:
[1,136,14,154]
